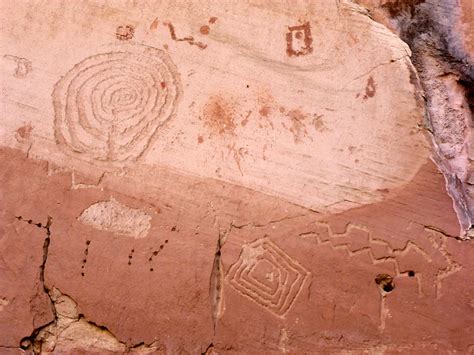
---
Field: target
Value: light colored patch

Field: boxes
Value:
[78,198,151,238]
[34,288,127,353]
[0,297,9,311]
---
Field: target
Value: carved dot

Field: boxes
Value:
[81,272,85,277]
[199,25,210,35]
[86,240,91,245]
[165,240,169,243]
[28,220,32,224]
[150,268,154,272]
[153,251,159,255]
[160,245,164,250]
[171,226,176,231]
[408,270,415,277]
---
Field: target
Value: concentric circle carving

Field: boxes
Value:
[53,44,181,164]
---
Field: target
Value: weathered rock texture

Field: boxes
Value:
[355,0,474,237]
[1,0,473,353]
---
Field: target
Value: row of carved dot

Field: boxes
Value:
[80,239,169,275]
[15,216,45,228]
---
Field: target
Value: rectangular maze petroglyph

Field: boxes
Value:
[227,237,310,318]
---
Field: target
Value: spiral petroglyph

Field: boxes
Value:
[53,44,181,164]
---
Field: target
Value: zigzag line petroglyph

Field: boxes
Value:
[424,227,462,299]
[227,237,310,318]
[53,44,181,165]
[299,222,461,299]
[298,221,461,332]
[298,222,430,296]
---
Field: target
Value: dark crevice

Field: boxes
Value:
[13,215,163,352]
[375,273,395,293]
[382,1,474,238]
[18,216,56,353]
[209,230,225,334]
[202,342,214,355]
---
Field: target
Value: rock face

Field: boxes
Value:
[355,0,474,236]
[0,0,473,353]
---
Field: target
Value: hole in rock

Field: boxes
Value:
[408,270,415,277]
[375,273,395,293]
[19,338,31,350]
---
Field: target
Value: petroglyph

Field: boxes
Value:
[116,25,134,41]
[299,222,435,295]
[53,44,181,165]
[148,239,168,271]
[227,237,310,318]
[78,198,151,238]
[298,222,462,331]
[286,22,313,57]
[165,22,207,49]
[80,240,91,277]
[424,228,462,299]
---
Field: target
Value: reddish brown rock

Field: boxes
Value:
[0,211,54,348]
[356,0,474,238]
[1,145,473,352]
[1,0,473,353]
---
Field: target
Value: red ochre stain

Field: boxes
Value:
[209,17,218,24]
[160,82,166,89]
[200,25,210,35]
[150,18,159,30]
[286,22,313,57]
[313,115,326,132]
[15,123,32,141]
[364,76,376,99]
[197,135,204,144]
[241,113,250,127]
[259,105,271,117]
[203,96,236,135]
[116,25,135,41]
[286,109,308,143]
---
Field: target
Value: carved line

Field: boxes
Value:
[423,228,462,299]
[298,222,433,297]
[227,237,310,318]
[53,44,181,164]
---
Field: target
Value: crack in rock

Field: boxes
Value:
[209,229,226,334]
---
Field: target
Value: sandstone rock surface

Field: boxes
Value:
[1,0,473,353]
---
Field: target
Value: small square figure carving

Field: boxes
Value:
[286,22,313,57]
